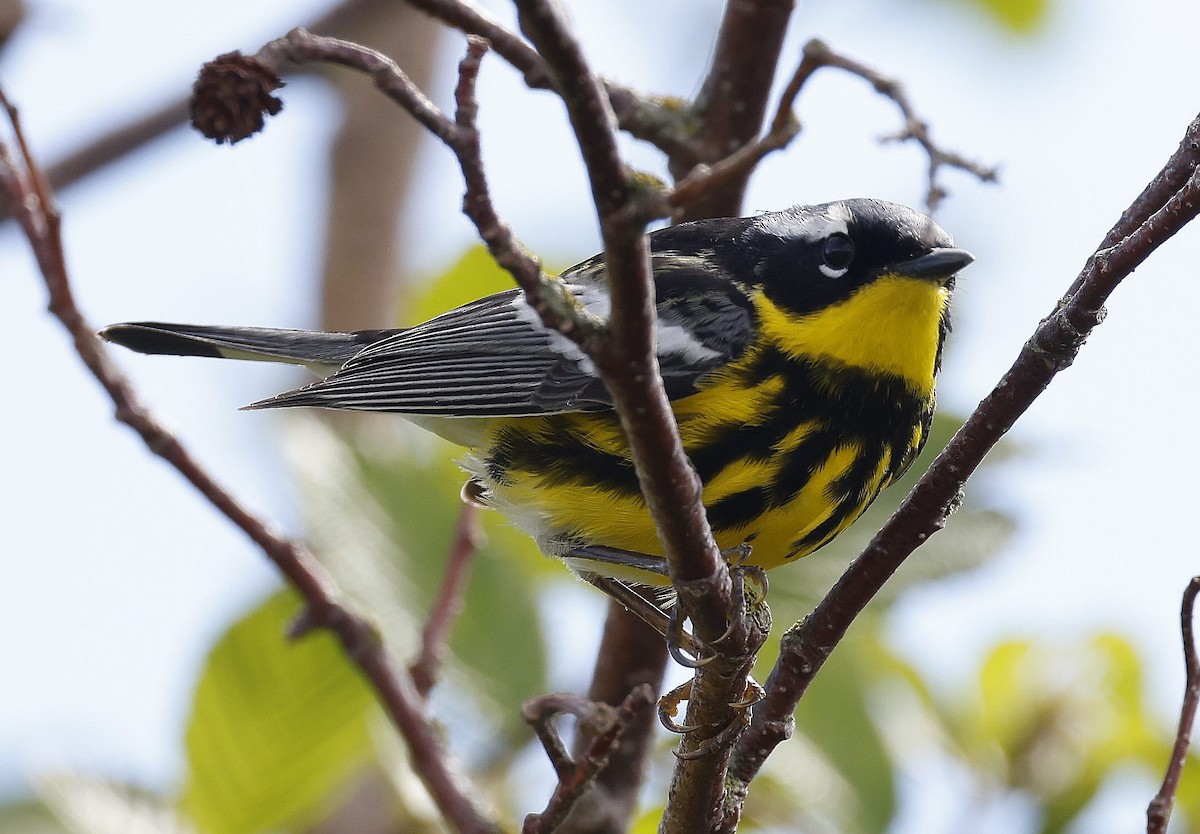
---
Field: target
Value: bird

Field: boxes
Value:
[101,198,972,588]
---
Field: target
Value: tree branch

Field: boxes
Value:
[724,110,1200,827]
[670,0,794,221]
[0,0,665,224]
[511,0,727,598]
[0,0,425,220]
[521,686,655,834]
[565,600,669,834]
[0,87,502,834]
[402,0,552,89]
[512,10,764,834]
[1147,576,1200,834]
[793,39,998,211]
[409,502,483,697]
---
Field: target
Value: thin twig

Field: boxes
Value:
[0,0,413,222]
[1147,576,1200,834]
[0,0,790,229]
[445,37,602,342]
[253,28,596,342]
[797,39,998,211]
[655,32,826,216]
[403,0,552,89]
[568,600,668,833]
[0,87,502,834]
[262,28,451,141]
[723,111,1200,832]
[524,694,592,781]
[410,502,483,697]
[521,686,655,834]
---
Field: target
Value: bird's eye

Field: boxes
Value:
[820,233,855,276]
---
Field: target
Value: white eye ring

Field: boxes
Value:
[819,232,855,278]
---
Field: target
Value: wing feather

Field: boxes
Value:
[251,257,756,416]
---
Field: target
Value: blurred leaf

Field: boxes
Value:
[792,631,897,834]
[283,418,424,659]
[628,806,664,834]
[404,246,525,328]
[35,772,192,834]
[180,589,375,834]
[933,633,1178,833]
[348,426,552,737]
[284,414,550,742]
[963,0,1050,33]
[748,625,909,833]
[0,797,71,834]
[747,695,874,833]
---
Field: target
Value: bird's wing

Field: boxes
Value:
[252,259,756,417]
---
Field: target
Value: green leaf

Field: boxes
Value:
[0,797,72,834]
[954,633,1172,833]
[346,428,552,734]
[283,416,549,742]
[792,631,897,834]
[404,246,526,328]
[180,588,375,834]
[745,630,898,833]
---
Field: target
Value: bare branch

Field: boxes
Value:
[403,0,552,89]
[246,28,597,345]
[653,31,835,217]
[670,0,793,220]
[0,0,428,220]
[724,110,1200,828]
[445,36,602,342]
[410,502,483,697]
[794,39,998,211]
[512,0,731,635]
[0,86,502,834]
[566,601,669,834]
[521,686,655,834]
[1147,576,1200,834]
[260,29,451,140]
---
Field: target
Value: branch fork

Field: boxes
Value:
[521,686,655,834]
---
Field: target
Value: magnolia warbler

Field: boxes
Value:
[101,198,972,586]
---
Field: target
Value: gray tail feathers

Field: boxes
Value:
[99,322,399,370]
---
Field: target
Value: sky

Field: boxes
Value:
[3,0,1200,831]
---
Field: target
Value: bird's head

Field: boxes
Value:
[736,198,974,393]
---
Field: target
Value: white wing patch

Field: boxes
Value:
[510,290,599,378]
[513,267,721,375]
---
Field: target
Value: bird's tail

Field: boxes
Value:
[99,322,397,374]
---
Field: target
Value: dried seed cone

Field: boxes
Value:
[190,52,285,145]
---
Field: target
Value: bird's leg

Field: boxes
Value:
[657,676,765,760]
[580,571,710,667]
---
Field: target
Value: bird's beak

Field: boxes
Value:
[894,247,975,285]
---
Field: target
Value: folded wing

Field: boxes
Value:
[251,262,756,417]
